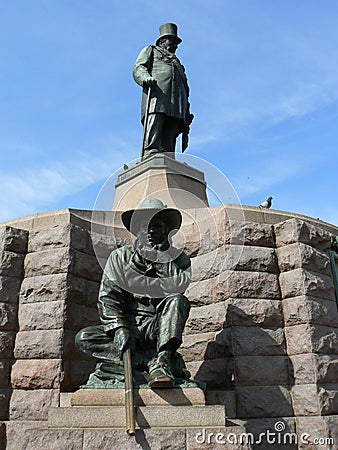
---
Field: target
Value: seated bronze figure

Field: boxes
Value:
[76,199,193,389]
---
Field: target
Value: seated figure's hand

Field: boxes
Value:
[143,76,157,87]
[114,327,132,359]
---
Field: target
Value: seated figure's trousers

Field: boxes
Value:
[75,294,190,366]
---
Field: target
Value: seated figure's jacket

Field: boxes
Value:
[98,245,191,334]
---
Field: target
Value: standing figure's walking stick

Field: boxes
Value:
[141,86,152,159]
[123,348,135,435]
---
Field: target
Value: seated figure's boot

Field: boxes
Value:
[148,350,174,389]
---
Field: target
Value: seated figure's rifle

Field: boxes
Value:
[123,348,135,435]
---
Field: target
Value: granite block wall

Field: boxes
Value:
[0,226,28,422]
[0,207,337,449]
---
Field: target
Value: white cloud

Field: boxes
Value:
[0,141,134,223]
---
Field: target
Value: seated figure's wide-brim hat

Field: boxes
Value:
[122,198,182,236]
[156,23,182,46]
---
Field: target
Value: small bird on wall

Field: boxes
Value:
[259,196,273,209]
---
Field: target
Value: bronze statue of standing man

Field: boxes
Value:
[133,23,194,159]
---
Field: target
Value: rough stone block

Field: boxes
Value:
[318,384,338,415]
[237,386,293,418]
[215,271,281,301]
[0,389,11,420]
[181,332,218,362]
[323,416,338,447]
[19,273,90,305]
[24,247,71,278]
[18,301,65,331]
[65,302,100,331]
[234,355,289,385]
[0,303,17,331]
[225,221,275,247]
[291,384,338,416]
[191,247,227,281]
[0,276,21,304]
[296,416,329,448]
[18,300,98,333]
[9,389,60,420]
[232,245,278,273]
[225,298,283,327]
[28,224,70,252]
[187,358,232,388]
[5,421,46,450]
[63,330,81,360]
[177,206,227,256]
[20,273,69,303]
[11,359,63,389]
[0,361,11,388]
[279,268,335,301]
[0,332,15,358]
[186,425,253,450]
[0,226,28,254]
[243,417,296,449]
[89,231,117,259]
[283,295,338,328]
[181,234,201,258]
[285,324,338,355]
[191,246,278,282]
[275,218,332,250]
[0,422,4,450]
[218,326,286,356]
[291,384,320,416]
[185,278,216,306]
[14,330,63,359]
[62,360,96,390]
[204,390,237,417]
[85,279,100,307]
[290,354,338,385]
[20,429,83,450]
[28,224,89,254]
[70,250,102,282]
[83,429,186,450]
[185,302,226,334]
[277,242,331,275]
[289,354,316,385]
[315,355,338,384]
[0,251,24,278]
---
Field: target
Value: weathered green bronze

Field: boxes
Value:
[75,199,195,389]
[133,23,194,159]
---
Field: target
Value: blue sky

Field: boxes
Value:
[1,0,337,226]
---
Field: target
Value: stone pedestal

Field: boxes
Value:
[47,388,235,429]
[112,154,209,210]
[1,207,338,449]
[69,387,206,406]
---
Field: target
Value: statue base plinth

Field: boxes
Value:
[50,388,236,428]
[68,387,206,407]
[112,153,209,210]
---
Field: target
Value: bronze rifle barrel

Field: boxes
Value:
[123,348,135,435]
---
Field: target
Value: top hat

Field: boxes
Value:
[156,23,182,46]
[121,198,182,236]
